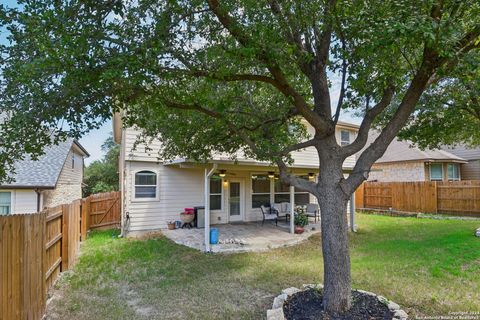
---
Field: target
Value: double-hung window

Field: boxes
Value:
[340,130,350,146]
[210,175,222,210]
[0,192,12,215]
[251,174,271,208]
[274,176,310,205]
[430,164,443,181]
[134,171,157,199]
[447,163,460,181]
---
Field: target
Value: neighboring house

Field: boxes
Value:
[365,132,467,182]
[0,139,89,215]
[442,145,480,180]
[113,115,359,233]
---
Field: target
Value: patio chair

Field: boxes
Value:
[260,205,278,226]
[272,203,287,222]
[281,202,292,223]
[305,203,320,223]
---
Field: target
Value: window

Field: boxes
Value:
[447,163,460,181]
[0,192,11,215]
[340,130,350,146]
[274,177,290,203]
[274,175,310,205]
[210,175,222,210]
[134,171,157,198]
[252,174,271,208]
[71,154,75,169]
[430,163,443,181]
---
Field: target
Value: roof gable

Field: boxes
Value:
[1,139,86,189]
[365,131,467,164]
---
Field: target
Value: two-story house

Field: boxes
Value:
[113,114,359,236]
[0,139,89,214]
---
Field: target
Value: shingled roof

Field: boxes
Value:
[0,139,89,189]
[365,131,467,164]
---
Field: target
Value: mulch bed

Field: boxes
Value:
[283,289,394,320]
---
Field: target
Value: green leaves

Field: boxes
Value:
[0,0,479,182]
[83,135,120,196]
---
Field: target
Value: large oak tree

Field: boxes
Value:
[1,0,479,314]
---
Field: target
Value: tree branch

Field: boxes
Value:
[275,159,318,194]
[333,38,347,124]
[207,0,331,135]
[277,139,317,156]
[340,86,395,157]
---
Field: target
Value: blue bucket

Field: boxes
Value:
[210,228,219,244]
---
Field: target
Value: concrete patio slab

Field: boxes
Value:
[163,221,321,253]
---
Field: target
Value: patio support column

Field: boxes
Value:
[204,164,218,252]
[290,185,295,234]
[349,193,356,232]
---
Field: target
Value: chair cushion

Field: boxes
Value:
[264,214,277,220]
[281,202,290,213]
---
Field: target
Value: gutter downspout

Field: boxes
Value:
[204,163,218,252]
[35,189,41,212]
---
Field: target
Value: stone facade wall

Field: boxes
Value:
[42,184,82,209]
[368,161,426,182]
[41,148,84,209]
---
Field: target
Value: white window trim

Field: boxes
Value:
[210,176,224,211]
[447,163,461,181]
[429,163,444,181]
[0,190,13,215]
[251,174,271,209]
[132,169,160,202]
[340,130,350,146]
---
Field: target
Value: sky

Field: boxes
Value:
[1,0,360,165]
[80,121,112,165]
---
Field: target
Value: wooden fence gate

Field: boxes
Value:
[81,191,120,239]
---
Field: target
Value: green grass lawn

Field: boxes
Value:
[46,214,480,319]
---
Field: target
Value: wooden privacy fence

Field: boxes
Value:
[1,191,120,320]
[81,191,121,235]
[355,180,480,216]
[0,214,45,320]
[1,202,81,320]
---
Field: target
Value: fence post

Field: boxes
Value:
[81,198,88,241]
[61,204,69,271]
[433,181,438,213]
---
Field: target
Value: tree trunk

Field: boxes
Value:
[316,153,352,314]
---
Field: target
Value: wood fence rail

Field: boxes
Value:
[0,191,120,320]
[355,180,480,216]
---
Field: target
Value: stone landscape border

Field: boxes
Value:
[267,284,408,320]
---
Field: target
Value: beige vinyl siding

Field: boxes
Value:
[124,124,358,169]
[1,189,40,214]
[126,162,204,231]
[124,127,164,162]
[56,149,84,185]
[461,160,480,180]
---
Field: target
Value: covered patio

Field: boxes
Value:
[163,220,322,253]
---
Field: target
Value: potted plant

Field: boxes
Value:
[166,221,176,230]
[294,213,309,234]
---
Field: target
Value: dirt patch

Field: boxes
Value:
[120,284,155,317]
[283,289,394,320]
[127,230,164,240]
